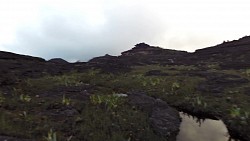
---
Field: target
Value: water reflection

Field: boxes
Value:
[176,112,236,141]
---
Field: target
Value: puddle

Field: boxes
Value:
[176,112,237,141]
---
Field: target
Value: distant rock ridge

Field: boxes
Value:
[48,58,69,64]
[0,35,250,77]
[191,35,250,69]
[133,42,151,49]
[0,51,45,62]
[121,42,187,57]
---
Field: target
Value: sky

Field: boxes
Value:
[0,0,250,61]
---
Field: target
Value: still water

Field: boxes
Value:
[176,112,236,141]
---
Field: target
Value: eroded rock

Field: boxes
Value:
[127,92,181,137]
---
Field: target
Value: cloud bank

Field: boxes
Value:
[3,1,167,61]
[1,0,250,61]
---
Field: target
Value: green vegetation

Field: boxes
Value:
[0,64,249,140]
[62,95,71,106]
[230,105,241,118]
[90,94,125,111]
[44,129,57,141]
[19,94,32,102]
[246,69,250,76]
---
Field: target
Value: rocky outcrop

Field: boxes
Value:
[48,58,68,64]
[88,54,131,73]
[0,51,45,62]
[127,92,181,138]
[188,72,249,95]
[192,36,250,69]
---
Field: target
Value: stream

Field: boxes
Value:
[177,112,237,141]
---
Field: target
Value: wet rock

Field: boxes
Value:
[150,99,180,137]
[127,92,180,137]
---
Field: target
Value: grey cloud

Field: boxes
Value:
[6,5,167,62]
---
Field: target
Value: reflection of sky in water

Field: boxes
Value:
[177,112,234,141]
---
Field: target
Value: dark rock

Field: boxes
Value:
[48,58,68,64]
[0,51,45,62]
[244,87,250,96]
[46,104,79,117]
[150,99,180,137]
[196,72,249,95]
[197,83,225,94]
[207,74,249,85]
[145,70,169,76]
[0,136,34,141]
[88,54,131,73]
[127,92,180,137]
[127,92,156,112]
[193,36,250,69]
[0,73,17,86]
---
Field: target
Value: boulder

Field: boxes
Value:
[127,92,181,137]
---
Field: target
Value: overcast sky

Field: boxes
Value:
[0,0,250,61]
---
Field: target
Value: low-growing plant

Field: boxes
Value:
[62,95,71,106]
[142,80,147,87]
[244,111,249,119]
[230,105,241,118]
[20,94,31,102]
[44,129,57,141]
[190,96,207,108]
[171,82,180,94]
[19,111,28,119]
[246,69,250,76]
[90,94,125,111]
[229,105,249,125]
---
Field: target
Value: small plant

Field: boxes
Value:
[191,96,207,108]
[244,111,249,119]
[20,94,31,102]
[230,105,241,118]
[62,95,71,106]
[196,97,202,105]
[150,78,161,86]
[44,129,57,141]
[90,94,125,111]
[171,82,180,94]
[13,88,22,96]
[229,105,249,125]
[90,95,102,105]
[142,81,147,87]
[246,69,250,76]
[19,111,28,119]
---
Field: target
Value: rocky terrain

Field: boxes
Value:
[0,36,250,141]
